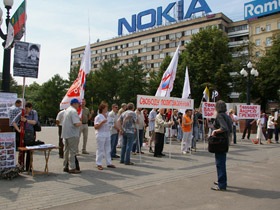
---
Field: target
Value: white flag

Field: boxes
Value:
[182,66,191,99]
[60,42,91,110]
[5,22,14,49]
[155,44,180,97]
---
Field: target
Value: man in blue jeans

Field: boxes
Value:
[108,104,120,159]
[118,103,137,165]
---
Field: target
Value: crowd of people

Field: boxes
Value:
[7,98,280,191]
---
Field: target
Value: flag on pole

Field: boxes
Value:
[11,0,26,41]
[211,90,219,101]
[60,42,91,110]
[4,22,14,49]
[203,86,210,102]
[155,44,180,97]
[182,66,191,99]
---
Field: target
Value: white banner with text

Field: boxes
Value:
[137,95,194,110]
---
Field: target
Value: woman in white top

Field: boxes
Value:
[256,118,265,144]
[94,102,116,170]
[267,116,275,143]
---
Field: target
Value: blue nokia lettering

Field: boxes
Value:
[118,0,212,35]
[245,0,280,20]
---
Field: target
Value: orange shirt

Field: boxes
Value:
[182,115,192,132]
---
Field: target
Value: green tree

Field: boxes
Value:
[256,33,280,108]
[182,27,232,106]
[118,56,148,104]
[90,58,121,106]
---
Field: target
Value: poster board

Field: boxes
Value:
[0,133,16,169]
[0,93,17,119]
[237,105,261,119]
[202,102,216,118]
[13,41,41,78]
[137,95,194,109]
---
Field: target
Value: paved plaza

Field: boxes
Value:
[1,127,280,210]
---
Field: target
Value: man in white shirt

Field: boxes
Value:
[56,109,65,158]
[62,99,82,174]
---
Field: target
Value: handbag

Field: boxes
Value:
[34,121,41,132]
[208,135,229,153]
[24,130,35,146]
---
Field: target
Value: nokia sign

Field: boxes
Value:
[245,0,280,20]
[118,0,212,35]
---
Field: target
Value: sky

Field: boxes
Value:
[0,0,247,85]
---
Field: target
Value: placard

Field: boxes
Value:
[0,133,16,169]
[137,95,194,109]
[237,105,261,119]
[0,93,17,119]
[202,102,216,119]
[13,41,40,78]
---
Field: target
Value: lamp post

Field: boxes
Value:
[240,61,259,105]
[113,95,119,103]
[0,0,14,92]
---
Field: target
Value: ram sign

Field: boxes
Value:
[244,0,280,20]
[118,0,212,35]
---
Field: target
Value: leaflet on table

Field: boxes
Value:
[26,144,56,149]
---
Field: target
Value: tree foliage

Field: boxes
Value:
[182,27,232,106]
[256,33,280,108]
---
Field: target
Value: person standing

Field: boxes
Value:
[118,102,137,165]
[9,99,22,150]
[94,101,116,170]
[62,99,82,174]
[132,108,145,155]
[181,109,193,154]
[117,103,127,147]
[108,104,120,159]
[56,109,65,158]
[211,100,232,191]
[148,108,157,153]
[79,99,91,154]
[274,112,280,143]
[267,115,275,143]
[12,102,38,171]
[154,108,173,158]
[256,117,265,144]
[242,119,256,140]
[229,109,238,144]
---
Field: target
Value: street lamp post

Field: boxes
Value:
[240,61,259,105]
[0,0,14,92]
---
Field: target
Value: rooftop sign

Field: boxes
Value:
[118,0,212,35]
[244,0,280,20]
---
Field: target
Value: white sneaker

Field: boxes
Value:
[182,151,187,155]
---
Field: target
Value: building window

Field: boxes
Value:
[191,28,199,34]
[160,35,166,41]
[185,30,191,36]
[170,42,176,48]
[255,39,261,46]
[255,26,260,34]
[169,33,176,40]
[255,51,261,57]
[266,37,272,46]
[266,24,271,31]
[278,21,280,29]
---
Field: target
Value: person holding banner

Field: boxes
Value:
[181,109,193,154]
[241,119,256,140]
[148,108,157,153]
[229,109,238,144]
[154,108,173,158]
[12,102,38,171]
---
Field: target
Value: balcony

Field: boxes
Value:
[228,40,249,47]
[228,29,249,38]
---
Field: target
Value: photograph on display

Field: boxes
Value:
[0,133,16,169]
[13,41,41,78]
[0,93,18,119]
